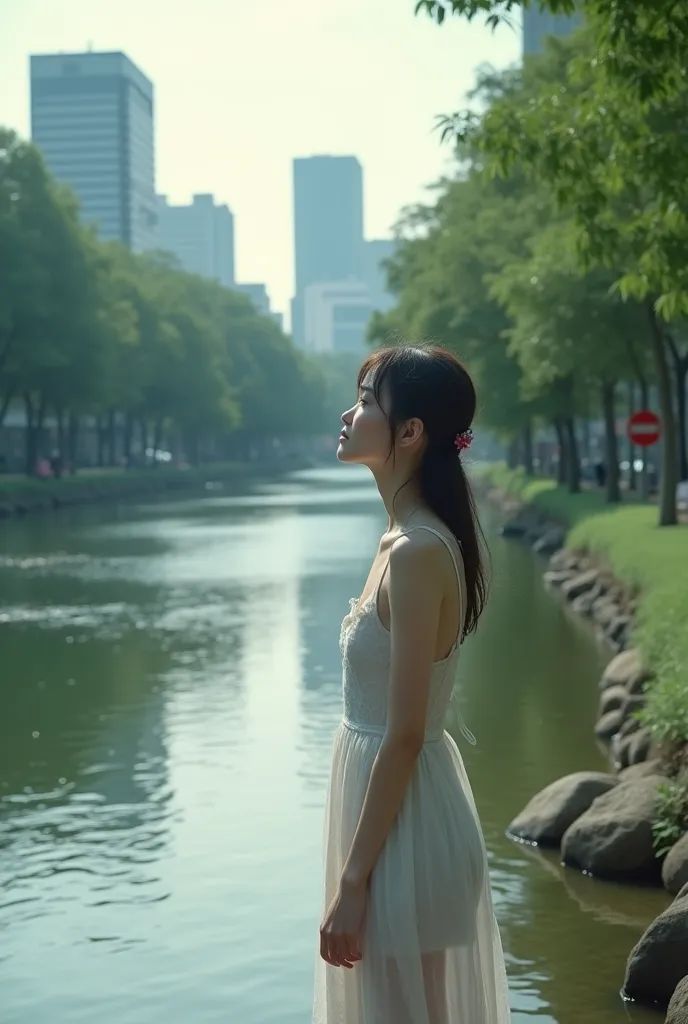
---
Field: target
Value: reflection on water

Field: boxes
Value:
[0,465,669,1023]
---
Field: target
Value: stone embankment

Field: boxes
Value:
[487,488,688,1016]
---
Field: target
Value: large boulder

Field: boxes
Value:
[663,834,688,896]
[501,518,528,539]
[549,548,582,572]
[595,709,624,741]
[507,772,618,847]
[628,728,653,766]
[666,976,688,1024]
[617,714,642,740]
[543,569,574,590]
[561,569,600,602]
[598,685,629,718]
[532,528,565,556]
[571,587,602,618]
[605,615,632,650]
[619,759,664,782]
[624,888,688,1006]
[561,775,668,880]
[601,649,647,690]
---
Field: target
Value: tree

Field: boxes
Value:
[492,221,644,501]
[424,34,684,522]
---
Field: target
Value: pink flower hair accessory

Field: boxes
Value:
[454,429,473,454]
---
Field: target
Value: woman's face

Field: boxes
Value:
[337,373,391,467]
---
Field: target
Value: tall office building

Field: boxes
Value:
[291,155,364,345]
[30,51,156,252]
[157,194,235,286]
[522,7,581,55]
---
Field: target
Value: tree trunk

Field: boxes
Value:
[23,393,37,476]
[665,336,688,481]
[646,303,678,526]
[563,416,580,494]
[626,381,637,492]
[553,419,566,485]
[140,419,149,464]
[123,414,133,466]
[601,382,621,503]
[106,409,117,467]
[522,420,534,475]
[55,408,66,477]
[67,413,80,472]
[506,438,519,470]
[152,417,164,467]
[0,388,13,430]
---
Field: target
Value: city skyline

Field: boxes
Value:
[2,1,519,320]
[30,50,157,253]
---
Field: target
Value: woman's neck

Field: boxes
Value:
[372,465,427,531]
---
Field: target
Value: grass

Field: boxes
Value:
[0,460,285,499]
[477,464,688,755]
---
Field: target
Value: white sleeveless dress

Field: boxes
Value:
[313,525,511,1024]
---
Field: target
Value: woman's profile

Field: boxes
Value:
[313,344,511,1024]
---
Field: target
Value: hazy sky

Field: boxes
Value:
[1,0,519,318]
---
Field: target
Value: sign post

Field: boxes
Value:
[627,410,661,499]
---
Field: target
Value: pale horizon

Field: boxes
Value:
[1,0,520,321]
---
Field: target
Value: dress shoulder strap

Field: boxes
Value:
[401,525,466,644]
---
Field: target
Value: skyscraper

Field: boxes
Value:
[522,8,581,55]
[30,51,156,252]
[157,193,235,286]
[291,155,364,345]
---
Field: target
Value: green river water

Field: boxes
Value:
[0,465,668,1023]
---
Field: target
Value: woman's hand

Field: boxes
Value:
[319,877,366,969]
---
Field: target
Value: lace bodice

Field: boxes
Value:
[339,526,475,745]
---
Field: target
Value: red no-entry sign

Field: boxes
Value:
[628,410,661,447]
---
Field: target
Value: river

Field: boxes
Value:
[0,465,668,1023]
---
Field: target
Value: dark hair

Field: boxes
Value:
[358,343,488,636]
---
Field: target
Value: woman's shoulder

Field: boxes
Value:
[388,522,461,576]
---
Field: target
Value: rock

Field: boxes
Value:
[666,976,688,1024]
[571,584,603,617]
[598,685,629,718]
[507,772,618,847]
[532,528,566,556]
[612,732,634,770]
[663,834,688,896]
[561,569,600,602]
[619,759,663,782]
[618,715,642,739]
[606,615,632,649]
[595,708,624,740]
[601,649,646,690]
[501,519,528,538]
[628,728,653,766]
[624,887,688,1006]
[543,569,575,589]
[549,549,583,572]
[593,597,621,631]
[621,693,647,719]
[561,775,668,880]
[628,670,653,696]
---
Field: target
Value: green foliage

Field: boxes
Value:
[0,128,325,470]
[653,781,688,858]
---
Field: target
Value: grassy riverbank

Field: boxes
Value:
[478,465,688,754]
[0,458,314,514]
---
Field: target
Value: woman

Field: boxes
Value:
[313,344,511,1024]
